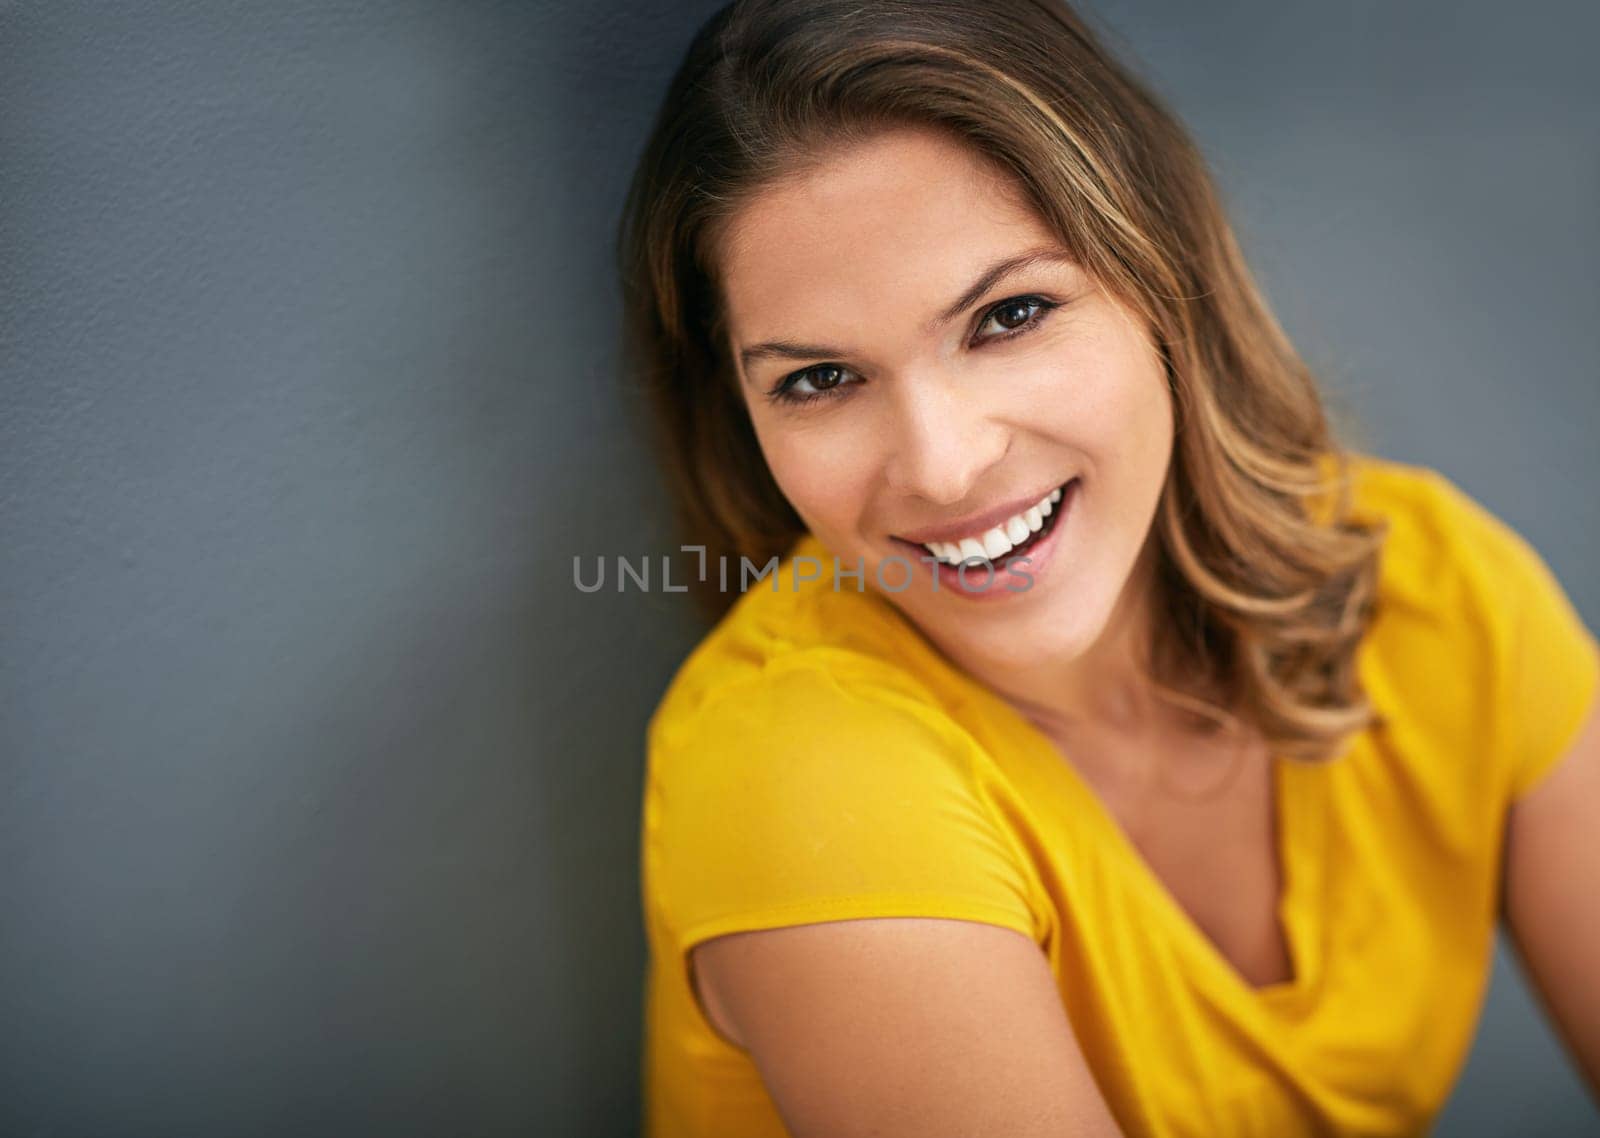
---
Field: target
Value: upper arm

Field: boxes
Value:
[1503,689,1600,1098]
[646,658,1104,1131]
[691,916,1125,1138]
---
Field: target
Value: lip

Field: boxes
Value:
[891,476,1079,602]
[891,478,1075,546]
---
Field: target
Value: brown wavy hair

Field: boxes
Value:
[615,0,1388,762]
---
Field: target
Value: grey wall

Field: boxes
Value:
[0,2,1593,1136]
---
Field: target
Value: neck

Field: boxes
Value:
[931,528,1181,742]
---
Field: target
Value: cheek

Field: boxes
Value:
[1011,334,1171,455]
[755,424,876,529]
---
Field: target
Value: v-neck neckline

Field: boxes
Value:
[957,672,1332,1015]
[800,537,1335,1014]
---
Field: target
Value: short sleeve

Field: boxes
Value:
[1432,473,1600,801]
[642,657,1040,959]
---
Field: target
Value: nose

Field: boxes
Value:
[880,376,1010,506]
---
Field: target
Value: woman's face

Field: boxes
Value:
[715,125,1175,675]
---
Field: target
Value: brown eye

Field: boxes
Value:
[973,295,1058,344]
[767,361,861,405]
[810,365,844,390]
[992,300,1036,330]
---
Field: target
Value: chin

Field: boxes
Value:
[951,593,1107,669]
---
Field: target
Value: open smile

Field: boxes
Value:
[889,476,1081,600]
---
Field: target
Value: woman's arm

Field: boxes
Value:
[1503,692,1600,1100]
[690,917,1126,1138]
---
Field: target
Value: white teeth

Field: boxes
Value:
[919,481,1070,564]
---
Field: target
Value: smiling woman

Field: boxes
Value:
[615,2,1600,1137]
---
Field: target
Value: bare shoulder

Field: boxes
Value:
[690,916,1126,1138]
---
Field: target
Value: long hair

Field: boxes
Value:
[615,0,1388,762]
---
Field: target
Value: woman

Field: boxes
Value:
[616,1,1600,1135]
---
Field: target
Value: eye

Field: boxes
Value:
[768,362,858,405]
[972,295,1057,344]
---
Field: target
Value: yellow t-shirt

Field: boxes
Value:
[639,451,1600,1138]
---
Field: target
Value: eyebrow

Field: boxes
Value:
[736,245,1079,379]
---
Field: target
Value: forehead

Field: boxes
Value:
[717,128,1057,346]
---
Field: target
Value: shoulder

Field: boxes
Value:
[647,644,976,805]
[645,531,986,825]
[648,533,951,755]
[642,593,1041,953]
[1339,450,1600,800]
[1340,450,1548,625]
[1341,451,1494,564]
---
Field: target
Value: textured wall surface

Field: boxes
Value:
[2,1,1594,1135]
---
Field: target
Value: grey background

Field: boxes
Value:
[0,1,1593,1135]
